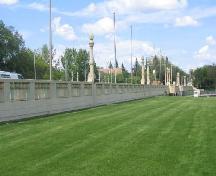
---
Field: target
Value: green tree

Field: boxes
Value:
[108,61,113,69]
[0,20,24,70]
[193,64,216,90]
[61,48,91,81]
[41,44,49,63]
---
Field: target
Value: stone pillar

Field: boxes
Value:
[165,67,167,85]
[171,65,173,84]
[147,59,150,85]
[3,81,10,102]
[183,76,186,86]
[141,56,145,85]
[77,72,79,82]
[87,33,95,82]
[50,82,56,99]
[168,68,171,85]
[176,72,180,86]
[71,71,74,82]
[28,81,35,100]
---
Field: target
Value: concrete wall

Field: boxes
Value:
[0,80,168,122]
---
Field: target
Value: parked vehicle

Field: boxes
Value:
[0,71,24,79]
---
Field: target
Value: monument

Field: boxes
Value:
[87,33,95,82]
[141,56,145,85]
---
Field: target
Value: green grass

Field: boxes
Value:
[1,97,216,176]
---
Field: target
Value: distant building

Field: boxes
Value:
[98,68,123,75]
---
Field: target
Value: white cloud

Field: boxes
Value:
[82,17,114,35]
[19,30,32,40]
[175,16,198,27]
[196,45,210,58]
[74,0,187,17]
[93,39,155,69]
[52,17,77,41]
[28,2,48,11]
[195,36,216,63]
[206,36,216,45]
[0,0,18,5]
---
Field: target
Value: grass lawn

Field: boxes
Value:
[0,97,216,176]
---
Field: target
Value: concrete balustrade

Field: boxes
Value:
[0,79,170,122]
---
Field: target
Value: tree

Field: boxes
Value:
[41,44,49,63]
[61,48,90,81]
[115,59,119,68]
[0,20,24,70]
[193,64,216,90]
[133,58,141,77]
[108,61,113,69]
[121,62,125,71]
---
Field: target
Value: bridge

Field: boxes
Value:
[0,79,194,122]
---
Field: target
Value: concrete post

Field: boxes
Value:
[92,83,96,106]
[3,82,10,102]
[28,81,35,100]
[50,82,56,99]
[141,56,145,85]
[87,34,95,82]
[68,83,72,97]
[80,82,84,97]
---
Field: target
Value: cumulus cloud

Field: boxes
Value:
[52,17,77,41]
[0,0,18,5]
[195,36,216,63]
[74,0,187,16]
[28,2,48,11]
[206,36,216,45]
[82,17,114,35]
[175,16,198,27]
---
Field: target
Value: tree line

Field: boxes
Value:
[192,64,216,90]
[1,19,188,84]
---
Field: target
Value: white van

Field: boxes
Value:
[0,71,24,79]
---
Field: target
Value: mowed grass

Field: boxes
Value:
[0,97,216,176]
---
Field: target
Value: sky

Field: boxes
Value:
[1,0,216,72]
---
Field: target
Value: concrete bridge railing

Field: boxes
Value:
[0,79,168,122]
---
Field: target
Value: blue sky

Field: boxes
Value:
[1,0,216,72]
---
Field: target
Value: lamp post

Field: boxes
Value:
[130,25,133,84]
[113,12,117,84]
[49,0,52,80]
[33,50,37,80]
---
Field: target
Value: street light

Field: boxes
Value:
[33,50,37,80]
[49,0,52,80]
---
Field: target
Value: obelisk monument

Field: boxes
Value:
[87,33,95,82]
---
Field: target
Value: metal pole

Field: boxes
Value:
[130,25,133,84]
[34,51,36,80]
[84,61,86,82]
[49,0,52,80]
[113,12,117,83]
[65,59,68,81]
